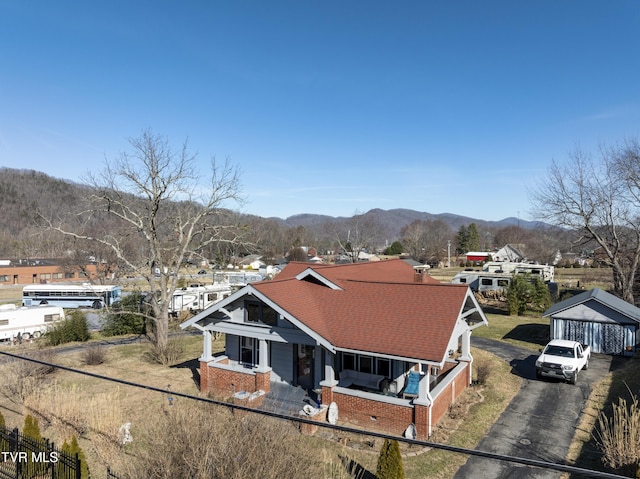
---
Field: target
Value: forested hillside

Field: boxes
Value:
[0,167,565,263]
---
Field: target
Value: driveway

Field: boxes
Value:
[454,337,613,479]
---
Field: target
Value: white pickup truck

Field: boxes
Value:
[535,339,591,385]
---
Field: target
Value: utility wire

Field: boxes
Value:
[0,349,628,479]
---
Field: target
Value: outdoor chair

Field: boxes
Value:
[402,371,421,399]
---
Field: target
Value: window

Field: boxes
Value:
[481,278,493,286]
[458,278,467,283]
[245,302,278,326]
[376,358,391,378]
[40,273,51,281]
[342,353,355,371]
[64,272,75,279]
[240,337,260,366]
[0,275,9,282]
[342,353,390,376]
[359,356,373,374]
[44,314,61,322]
[52,273,63,279]
[0,319,8,326]
[497,279,509,287]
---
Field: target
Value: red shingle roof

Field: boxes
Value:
[253,260,469,362]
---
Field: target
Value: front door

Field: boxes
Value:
[295,344,314,390]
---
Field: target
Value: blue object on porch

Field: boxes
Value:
[402,371,420,399]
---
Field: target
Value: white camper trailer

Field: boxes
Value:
[0,304,65,341]
[169,284,232,317]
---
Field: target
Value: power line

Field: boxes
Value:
[0,349,627,479]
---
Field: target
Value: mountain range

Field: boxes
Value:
[0,167,544,245]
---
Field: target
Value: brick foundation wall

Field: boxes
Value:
[333,392,413,435]
[255,370,271,394]
[202,363,264,397]
[431,362,470,426]
[321,385,334,405]
[414,404,430,439]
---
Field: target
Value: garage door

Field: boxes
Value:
[561,320,626,355]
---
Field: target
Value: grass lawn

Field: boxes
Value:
[474,313,550,351]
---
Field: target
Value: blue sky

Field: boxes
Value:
[1,2,639,222]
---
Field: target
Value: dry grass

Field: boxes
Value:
[0,333,207,477]
[0,338,518,479]
[563,356,640,477]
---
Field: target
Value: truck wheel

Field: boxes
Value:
[33,331,41,339]
[570,372,578,385]
[22,332,31,341]
[583,359,589,370]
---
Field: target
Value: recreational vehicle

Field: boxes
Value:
[169,283,232,317]
[452,261,556,296]
[0,304,65,341]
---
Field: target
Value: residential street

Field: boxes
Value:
[455,337,613,479]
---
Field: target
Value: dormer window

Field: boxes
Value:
[245,301,277,326]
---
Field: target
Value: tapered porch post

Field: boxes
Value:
[460,329,472,361]
[320,348,338,386]
[201,329,213,362]
[256,338,270,372]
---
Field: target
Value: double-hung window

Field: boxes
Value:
[240,337,259,366]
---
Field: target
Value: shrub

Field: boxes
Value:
[82,344,107,365]
[47,310,89,345]
[474,359,491,386]
[61,435,89,478]
[0,411,7,452]
[146,338,184,366]
[1,349,58,402]
[23,414,43,441]
[506,274,551,316]
[376,438,404,479]
[102,292,146,336]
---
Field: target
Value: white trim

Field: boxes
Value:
[294,268,343,290]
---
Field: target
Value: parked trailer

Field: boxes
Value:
[169,284,232,317]
[0,304,65,341]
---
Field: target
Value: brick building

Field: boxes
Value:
[0,259,100,286]
[182,259,488,438]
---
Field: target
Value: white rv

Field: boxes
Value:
[0,304,65,341]
[169,284,232,317]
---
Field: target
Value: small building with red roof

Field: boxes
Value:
[181,259,488,438]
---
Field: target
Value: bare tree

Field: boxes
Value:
[401,219,452,263]
[42,130,246,360]
[530,140,640,304]
[333,212,380,262]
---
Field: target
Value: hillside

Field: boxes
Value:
[0,167,548,256]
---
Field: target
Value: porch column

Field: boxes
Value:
[319,348,338,387]
[256,338,270,373]
[414,370,433,438]
[416,369,431,404]
[201,329,213,362]
[460,330,472,361]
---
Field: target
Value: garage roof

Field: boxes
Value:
[543,288,640,324]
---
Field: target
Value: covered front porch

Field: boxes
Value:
[197,326,475,438]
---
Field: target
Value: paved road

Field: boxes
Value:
[454,337,613,479]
